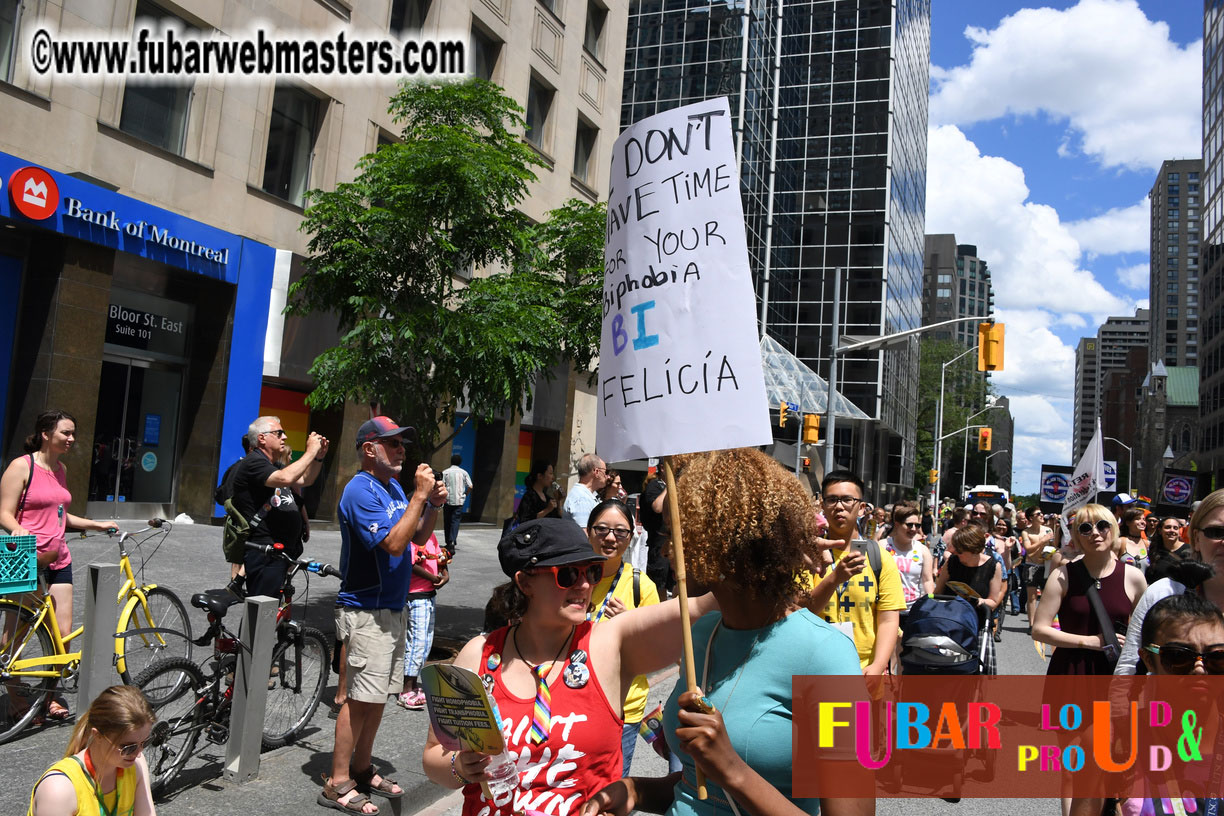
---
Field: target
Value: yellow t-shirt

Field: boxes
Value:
[27,755,137,816]
[811,546,906,668]
[588,562,660,723]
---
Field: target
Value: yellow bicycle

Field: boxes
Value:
[0,519,192,742]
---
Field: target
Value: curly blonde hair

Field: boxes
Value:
[672,448,818,607]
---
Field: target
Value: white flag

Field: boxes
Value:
[1063,417,1108,519]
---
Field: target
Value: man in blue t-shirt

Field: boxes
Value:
[322,416,445,814]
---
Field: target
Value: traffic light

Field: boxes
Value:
[929,468,938,484]
[779,401,789,428]
[977,322,1005,371]
[978,428,992,451]
[802,456,811,472]
[802,413,820,445]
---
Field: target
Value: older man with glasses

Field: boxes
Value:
[228,415,329,597]
[562,452,609,528]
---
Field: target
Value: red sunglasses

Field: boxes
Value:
[532,563,602,589]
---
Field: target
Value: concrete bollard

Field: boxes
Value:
[77,563,121,712]
[224,594,277,784]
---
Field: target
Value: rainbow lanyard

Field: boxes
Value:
[587,561,626,623]
[74,752,118,816]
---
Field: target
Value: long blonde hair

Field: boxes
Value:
[64,686,155,757]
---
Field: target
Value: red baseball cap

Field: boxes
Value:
[355,416,415,447]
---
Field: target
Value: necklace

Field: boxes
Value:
[512,624,574,745]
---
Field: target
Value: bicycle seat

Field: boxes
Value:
[191,588,242,618]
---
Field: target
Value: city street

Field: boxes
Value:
[5,517,1058,816]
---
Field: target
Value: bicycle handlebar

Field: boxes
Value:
[244,541,342,579]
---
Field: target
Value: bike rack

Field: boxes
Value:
[79,563,121,711]
[224,594,278,784]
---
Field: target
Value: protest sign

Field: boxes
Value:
[420,664,506,755]
[596,97,771,463]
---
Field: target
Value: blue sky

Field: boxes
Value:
[923,0,1202,494]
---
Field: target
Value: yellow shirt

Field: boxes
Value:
[809,546,906,668]
[28,755,137,816]
[588,562,660,723]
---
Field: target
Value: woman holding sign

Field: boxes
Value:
[583,448,869,816]
[422,517,716,816]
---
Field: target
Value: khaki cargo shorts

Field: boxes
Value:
[334,606,407,704]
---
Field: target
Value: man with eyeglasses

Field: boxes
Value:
[229,415,329,597]
[810,470,905,677]
[324,416,445,814]
[562,452,609,528]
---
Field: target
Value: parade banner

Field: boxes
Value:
[1037,465,1073,513]
[1103,460,1117,493]
[596,97,771,463]
[1063,418,1108,519]
[1158,468,1198,509]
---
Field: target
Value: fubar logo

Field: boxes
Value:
[8,166,59,220]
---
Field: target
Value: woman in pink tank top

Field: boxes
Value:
[1,410,117,718]
[422,518,716,816]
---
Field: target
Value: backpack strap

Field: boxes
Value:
[866,538,883,578]
[632,568,641,608]
[15,454,33,523]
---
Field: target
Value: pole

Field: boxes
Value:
[984,450,1009,484]
[795,411,803,475]
[662,457,706,799]
[823,268,842,473]
[1104,437,1133,494]
[932,345,977,511]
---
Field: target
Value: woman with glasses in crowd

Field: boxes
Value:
[884,504,934,631]
[26,685,157,816]
[1119,591,1224,816]
[423,517,716,816]
[583,499,664,775]
[1115,489,1224,676]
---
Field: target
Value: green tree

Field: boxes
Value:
[289,79,604,454]
[913,338,996,497]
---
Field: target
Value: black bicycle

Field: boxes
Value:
[135,543,339,793]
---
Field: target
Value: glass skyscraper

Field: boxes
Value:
[621,0,931,495]
[1201,0,1224,492]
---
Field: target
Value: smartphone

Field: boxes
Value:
[848,538,871,557]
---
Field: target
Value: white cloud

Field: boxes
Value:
[930,0,1201,172]
[926,125,1131,316]
[989,308,1076,397]
[1067,201,1151,256]
[1135,298,1150,310]
[1115,263,1151,291]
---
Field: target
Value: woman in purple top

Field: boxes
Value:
[1,410,117,718]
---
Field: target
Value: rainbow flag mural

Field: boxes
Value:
[259,386,310,461]
[513,430,533,510]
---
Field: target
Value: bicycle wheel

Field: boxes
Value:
[135,657,207,793]
[117,586,193,686]
[262,625,329,748]
[0,600,56,745]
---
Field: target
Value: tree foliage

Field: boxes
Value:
[289,79,605,454]
[913,338,997,497]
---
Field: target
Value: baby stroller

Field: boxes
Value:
[900,594,984,675]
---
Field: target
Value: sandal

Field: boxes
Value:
[395,691,424,711]
[45,700,70,721]
[351,765,405,799]
[317,776,379,815]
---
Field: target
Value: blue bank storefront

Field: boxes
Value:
[0,150,276,520]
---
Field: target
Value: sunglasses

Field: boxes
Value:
[901,522,922,529]
[533,563,602,589]
[262,429,288,438]
[1143,643,1224,674]
[1078,520,1113,536]
[590,524,632,541]
[1199,525,1224,542]
[103,733,149,758]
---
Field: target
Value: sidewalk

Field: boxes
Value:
[4,519,509,816]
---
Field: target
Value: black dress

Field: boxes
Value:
[947,556,997,627]
[515,488,559,524]
[1046,559,1131,676]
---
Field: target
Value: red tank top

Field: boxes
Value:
[463,621,622,816]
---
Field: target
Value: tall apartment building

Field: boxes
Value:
[1148,158,1203,368]
[622,0,932,498]
[0,0,626,523]
[1073,309,1150,461]
[922,235,993,346]
[1201,0,1224,492]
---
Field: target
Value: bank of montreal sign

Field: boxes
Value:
[2,154,241,284]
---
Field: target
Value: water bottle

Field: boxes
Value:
[482,750,519,798]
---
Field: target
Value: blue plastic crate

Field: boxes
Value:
[0,535,37,594]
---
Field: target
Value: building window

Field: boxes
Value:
[0,0,19,83]
[539,0,562,16]
[937,274,952,284]
[584,2,607,60]
[937,287,952,298]
[526,77,554,151]
[1167,307,1178,317]
[390,0,431,37]
[262,86,320,207]
[1169,245,1179,255]
[1168,172,1179,182]
[119,2,193,154]
[573,119,597,183]
[1189,172,1199,181]
[470,26,502,81]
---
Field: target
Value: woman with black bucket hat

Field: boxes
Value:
[422,517,717,816]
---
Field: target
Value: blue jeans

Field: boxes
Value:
[622,722,637,777]
[443,505,463,551]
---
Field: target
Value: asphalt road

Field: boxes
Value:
[4,519,1059,816]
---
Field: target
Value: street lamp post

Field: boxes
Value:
[932,346,978,510]
[1103,436,1133,495]
[984,449,1009,484]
